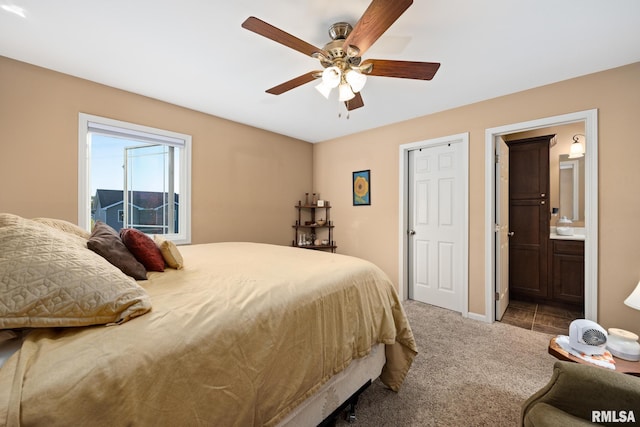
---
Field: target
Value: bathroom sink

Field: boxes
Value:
[550,226,585,241]
[556,226,574,236]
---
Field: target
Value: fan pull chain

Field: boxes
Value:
[337,102,350,120]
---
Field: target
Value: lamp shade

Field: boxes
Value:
[568,135,585,159]
[321,67,341,88]
[345,69,367,93]
[338,83,355,102]
[315,81,332,99]
[624,280,640,311]
[568,141,584,158]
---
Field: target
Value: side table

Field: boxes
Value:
[548,337,640,377]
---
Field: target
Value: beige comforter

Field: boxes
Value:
[0,242,416,426]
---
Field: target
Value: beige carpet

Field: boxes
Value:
[337,300,558,426]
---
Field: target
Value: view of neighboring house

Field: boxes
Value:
[92,189,179,234]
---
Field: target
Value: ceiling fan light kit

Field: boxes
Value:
[346,69,367,93]
[322,67,341,88]
[241,0,441,112]
[338,82,356,102]
[315,81,333,99]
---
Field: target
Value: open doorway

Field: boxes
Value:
[497,126,585,334]
[484,109,598,325]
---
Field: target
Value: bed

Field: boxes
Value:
[0,214,417,426]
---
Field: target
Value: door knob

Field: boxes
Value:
[508,231,515,237]
[409,230,416,235]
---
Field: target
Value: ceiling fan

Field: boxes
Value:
[241,0,440,111]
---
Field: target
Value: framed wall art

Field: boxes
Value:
[352,170,370,206]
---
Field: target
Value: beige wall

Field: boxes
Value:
[0,56,313,246]
[314,62,640,335]
[2,54,639,334]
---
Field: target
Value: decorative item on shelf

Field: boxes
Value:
[321,239,329,245]
[317,199,325,207]
[316,219,326,226]
[312,193,318,205]
[305,193,309,205]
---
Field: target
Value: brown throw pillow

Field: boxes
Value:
[87,222,147,280]
[120,228,165,272]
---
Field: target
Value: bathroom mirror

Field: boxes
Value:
[559,154,585,222]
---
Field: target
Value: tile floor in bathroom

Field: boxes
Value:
[500,299,584,335]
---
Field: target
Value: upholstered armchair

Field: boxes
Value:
[521,361,640,426]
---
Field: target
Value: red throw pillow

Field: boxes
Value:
[120,228,165,272]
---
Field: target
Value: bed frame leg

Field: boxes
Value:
[318,380,371,426]
[345,399,358,423]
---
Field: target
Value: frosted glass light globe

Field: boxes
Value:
[346,69,367,93]
[321,67,341,89]
[338,83,355,102]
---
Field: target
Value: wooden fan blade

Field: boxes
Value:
[266,71,320,95]
[363,59,440,80]
[345,92,364,111]
[242,17,327,58]
[344,0,413,57]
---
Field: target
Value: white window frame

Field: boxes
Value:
[78,113,192,244]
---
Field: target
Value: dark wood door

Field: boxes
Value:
[507,135,552,300]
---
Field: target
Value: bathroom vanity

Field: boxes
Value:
[549,228,585,307]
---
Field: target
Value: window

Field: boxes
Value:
[79,113,191,244]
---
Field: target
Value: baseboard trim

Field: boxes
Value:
[467,312,490,323]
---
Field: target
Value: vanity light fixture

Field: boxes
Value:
[568,134,585,159]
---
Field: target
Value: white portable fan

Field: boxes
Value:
[569,319,608,355]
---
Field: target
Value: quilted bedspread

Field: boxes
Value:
[0,242,417,426]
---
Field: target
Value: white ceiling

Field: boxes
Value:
[1,1,639,143]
